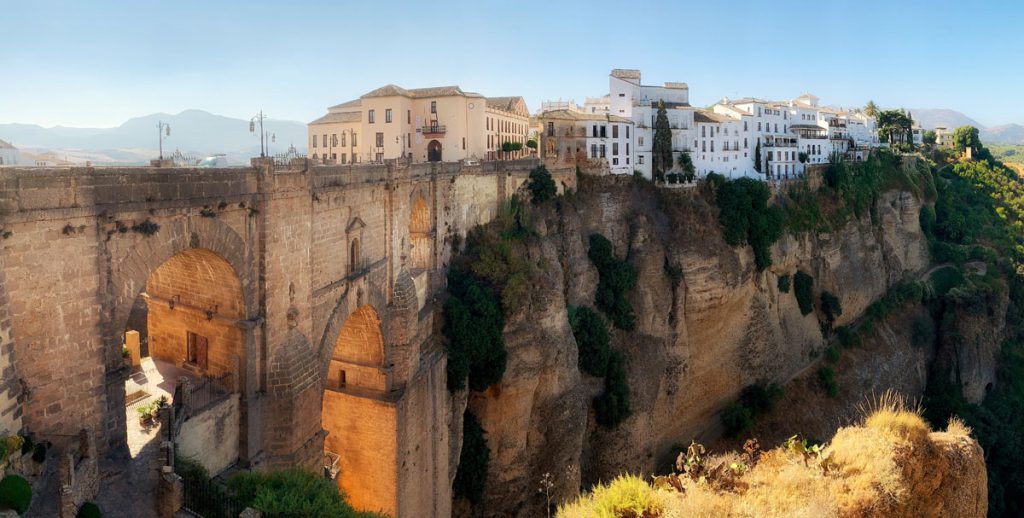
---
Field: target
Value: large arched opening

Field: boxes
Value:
[122,248,245,471]
[409,195,431,271]
[321,305,397,515]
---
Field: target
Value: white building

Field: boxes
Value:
[0,140,20,166]
[537,108,635,175]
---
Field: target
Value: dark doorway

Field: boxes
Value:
[427,140,442,162]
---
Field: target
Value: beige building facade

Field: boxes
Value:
[310,85,530,164]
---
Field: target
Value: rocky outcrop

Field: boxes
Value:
[458,178,931,517]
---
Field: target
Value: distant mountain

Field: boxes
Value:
[907,109,985,131]
[0,109,308,165]
[983,124,1024,145]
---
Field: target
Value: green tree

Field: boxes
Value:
[953,125,983,156]
[753,140,762,174]
[526,139,538,150]
[594,351,631,427]
[678,151,695,182]
[820,291,843,328]
[653,100,673,181]
[527,165,557,204]
[876,109,913,147]
[794,271,814,316]
[569,306,611,377]
[713,178,784,270]
[923,129,937,146]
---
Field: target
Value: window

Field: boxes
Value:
[547,122,554,136]
[431,101,437,113]
[375,132,384,147]
[349,239,360,273]
[341,154,347,164]
[368,109,375,123]
[744,121,748,131]
[612,125,619,138]
[601,125,607,138]
[331,134,337,147]
[462,137,466,150]
[639,155,644,164]
[744,138,748,148]
[638,137,644,146]
[711,141,715,152]
[758,122,762,131]
[385,109,392,123]
[338,369,347,388]
[340,133,346,146]
[186,332,208,370]
[626,126,630,138]
[352,133,357,146]
[407,110,411,124]
[593,125,598,138]
[612,158,619,165]
[599,144,606,158]
[619,93,625,97]
[591,144,597,158]
[322,134,327,147]
[612,142,619,156]
[626,157,630,165]
[312,136,317,148]
[331,153,337,160]
[626,143,629,155]
[702,140,706,152]
[375,153,383,162]
[701,126,706,137]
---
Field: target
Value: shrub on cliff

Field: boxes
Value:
[594,351,631,427]
[569,306,611,377]
[713,177,784,271]
[820,291,843,328]
[227,470,374,518]
[777,273,791,293]
[528,165,557,204]
[720,383,783,437]
[443,269,507,391]
[817,366,839,397]
[794,271,814,316]
[453,411,490,503]
[588,234,638,331]
[0,475,30,514]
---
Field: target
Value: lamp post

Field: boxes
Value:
[157,121,171,160]
[249,110,274,158]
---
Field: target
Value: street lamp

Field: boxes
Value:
[249,110,274,158]
[157,121,171,160]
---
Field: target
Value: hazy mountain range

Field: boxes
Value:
[0,110,308,165]
[909,109,1024,145]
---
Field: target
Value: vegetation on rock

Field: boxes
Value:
[528,165,557,205]
[720,383,783,437]
[568,306,611,377]
[227,470,379,518]
[594,351,631,427]
[453,411,490,503]
[709,176,783,270]
[588,233,638,331]
[793,271,814,316]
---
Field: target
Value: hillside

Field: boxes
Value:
[909,108,985,130]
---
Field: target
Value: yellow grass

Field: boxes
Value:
[559,393,966,518]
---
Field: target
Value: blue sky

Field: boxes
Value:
[2,0,1021,128]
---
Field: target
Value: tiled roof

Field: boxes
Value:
[611,69,641,80]
[310,112,361,125]
[538,109,632,124]
[328,99,361,111]
[361,84,482,99]
[693,111,731,123]
[485,96,526,113]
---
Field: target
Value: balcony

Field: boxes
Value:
[421,125,446,136]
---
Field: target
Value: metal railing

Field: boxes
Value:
[181,473,246,518]
[421,125,446,135]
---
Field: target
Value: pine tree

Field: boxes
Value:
[652,100,673,181]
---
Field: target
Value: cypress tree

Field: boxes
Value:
[754,140,762,173]
[653,100,673,181]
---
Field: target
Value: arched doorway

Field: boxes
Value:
[123,248,245,466]
[321,305,396,514]
[409,196,431,270]
[427,140,442,162]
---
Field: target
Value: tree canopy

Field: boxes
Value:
[876,109,913,147]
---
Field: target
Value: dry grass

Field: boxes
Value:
[559,393,981,518]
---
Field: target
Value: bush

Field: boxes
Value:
[777,274,791,293]
[0,475,31,514]
[443,269,507,391]
[713,177,784,270]
[227,469,373,518]
[739,383,783,415]
[588,234,638,330]
[794,271,814,316]
[824,346,840,364]
[453,411,490,503]
[836,326,859,348]
[594,352,631,427]
[528,165,557,205]
[569,306,611,377]
[720,402,754,437]
[817,366,839,397]
[820,291,843,328]
[76,502,102,518]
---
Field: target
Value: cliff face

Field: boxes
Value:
[460,179,931,517]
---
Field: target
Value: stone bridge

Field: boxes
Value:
[0,157,572,516]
